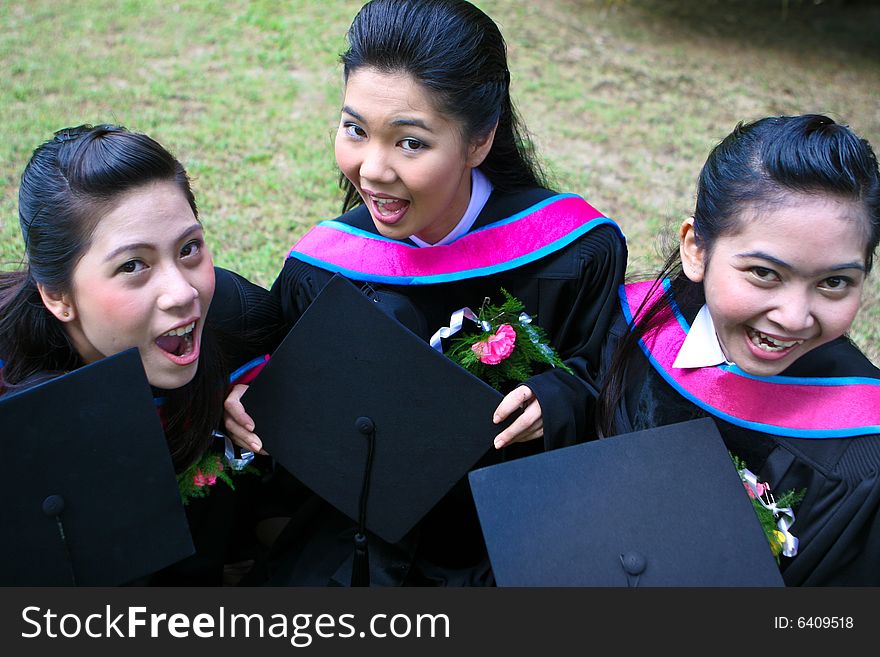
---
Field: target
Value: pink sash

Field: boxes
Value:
[287,194,622,285]
[622,280,880,438]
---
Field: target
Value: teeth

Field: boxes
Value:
[372,196,408,217]
[161,321,195,338]
[372,197,407,206]
[748,329,803,352]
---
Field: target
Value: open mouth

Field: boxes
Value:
[156,321,196,358]
[746,328,804,353]
[369,195,410,224]
[374,196,408,215]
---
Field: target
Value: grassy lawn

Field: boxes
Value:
[1,0,878,362]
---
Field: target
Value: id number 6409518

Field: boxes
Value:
[774,617,854,629]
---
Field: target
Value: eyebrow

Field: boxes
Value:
[341,105,432,132]
[103,223,203,263]
[341,105,363,122]
[735,251,865,274]
[390,117,431,130]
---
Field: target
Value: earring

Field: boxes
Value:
[63,311,69,317]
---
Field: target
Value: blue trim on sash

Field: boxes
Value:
[314,193,591,246]
[229,355,269,385]
[311,219,413,245]
[289,216,623,286]
[619,283,880,439]
[467,192,585,234]
[658,281,880,388]
[153,355,268,409]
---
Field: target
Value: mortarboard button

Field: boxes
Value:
[620,551,646,575]
[41,494,66,518]
[355,416,375,435]
[620,551,646,587]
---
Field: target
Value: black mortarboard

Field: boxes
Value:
[242,274,507,584]
[469,418,785,586]
[0,349,194,585]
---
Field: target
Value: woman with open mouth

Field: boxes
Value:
[0,124,283,585]
[596,114,880,586]
[224,0,627,587]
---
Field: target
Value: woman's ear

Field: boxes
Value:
[37,283,75,322]
[466,122,498,168]
[679,217,706,283]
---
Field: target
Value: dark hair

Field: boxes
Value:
[0,124,225,471]
[597,114,880,436]
[338,0,547,212]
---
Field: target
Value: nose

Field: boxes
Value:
[766,287,816,334]
[358,143,395,184]
[156,265,199,311]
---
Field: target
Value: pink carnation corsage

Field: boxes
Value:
[471,324,517,365]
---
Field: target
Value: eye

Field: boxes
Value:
[342,122,366,139]
[399,138,425,152]
[180,239,202,259]
[117,259,147,274]
[749,266,779,282]
[818,276,853,291]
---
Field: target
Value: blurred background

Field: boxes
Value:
[1,0,878,360]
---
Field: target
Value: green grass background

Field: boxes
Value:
[2,0,878,362]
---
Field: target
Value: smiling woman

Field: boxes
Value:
[596,114,880,586]
[679,194,868,377]
[0,124,284,585]
[223,0,627,587]
[46,180,215,390]
[334,68,494,246]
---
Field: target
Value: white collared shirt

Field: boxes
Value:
[672,304,734,369]
[409,168,493,248]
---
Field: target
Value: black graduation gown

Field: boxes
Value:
[601,287,880,586]
[262,188,627,586]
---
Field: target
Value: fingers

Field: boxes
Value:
[223,383,267,455]
[493,385,534,424]
[493,390,543,450]
[493,401,543,449]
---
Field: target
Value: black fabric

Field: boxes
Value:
[210,267,287,364]
[469,418,785,586]
[600,295,880,586]
[261,188,626,586]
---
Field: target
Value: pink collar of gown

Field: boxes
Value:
[621,280,880,438]
[286,193,623,285]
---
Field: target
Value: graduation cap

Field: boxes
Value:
[468,418,786,586]
[0,348,194,585]
[242,274,507,585]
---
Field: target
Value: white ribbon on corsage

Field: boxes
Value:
[429,307,491,353]
[214,431,254,471]
[429,307,560,368]
[741,468,799,558]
